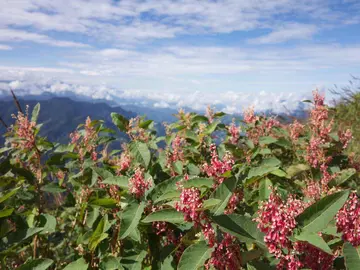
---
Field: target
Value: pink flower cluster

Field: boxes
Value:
[227,119,241,144]
[127,117,149,142]
[12,107,36,150]
[339,129,352,149]
[243,107,280,144]
[255,190,304,269]
[336,192,360,247]
[202,144,234,184]
[129,168,152,199]
[70,117,98,161]
[175,187,203,224]
[289,120,304,141]
[224,190,243,214]
[295,241,335,270]
[111,151,131,175]
[206,233,241,270]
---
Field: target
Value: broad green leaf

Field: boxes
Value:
[200,198,221,210]
[92,167,114,179]
[121,250,147,270]
[103,176,129,189]
[211,177,239,215]
[286,164,310,178]
[295,232,332,254]
[178,241,213,270]
[100,256,124,270]
[296,190,349,233]
[259,178,272,201]
[86,207,100,228]
[41,183,66,193]
[111,112,129,132]
[0,187,20,203]
[261,157,281,167]
[6,227,43,246]
[329,168,357,187]
[204,121,220,135]
[90,198,117,208]
[182,177,214,188]
[119,201,145,239]
[154,190,181,203]
[149,176,182,201]
[0,208,14,218]
[247,166,278,181]
[173,160,183,175]
[343,242,360,270]
[18,258,53,270]
[39,214,57,233]
[31,103,40,123]
[187,163,200,176]
[139,119,153,129]
[211,214,265,248]
[63,257,88,270]
[185,130,198,142]
[129,141,151,168]
[259,136,277,145]
[89,216,110,251]
[54,144,75,153]
[142,209,184,224]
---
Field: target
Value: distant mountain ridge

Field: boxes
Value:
[0,97,136,145]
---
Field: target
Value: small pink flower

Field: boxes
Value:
[289,120,304,141]
[227,119,241,144]
[339,129,352,149]
[129,168,152,199]
[336,192,360,247]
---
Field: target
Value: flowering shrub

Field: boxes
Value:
[0,90,359,269]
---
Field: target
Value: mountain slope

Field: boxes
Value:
[0,97,136,145]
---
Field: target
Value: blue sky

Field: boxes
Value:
[0,0,360,113]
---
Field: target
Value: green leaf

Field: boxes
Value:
[0,187,20,203]
[41,183,66,193]
[139,119,153,129]
[129,141,151,168]
[17,258,53,270]
[154,190,181,204]
[90,198,117,208]
[261,157,281,167]
[121,250,147,270]
[247,166,278,180]
[182,177,214,188]
[296,190,350,233]
[173,161,183,175]
[103,176,129,189]
[119,201,146,239]
[31,103,40,123]
[142,209,184,224]
[259,136,277,145]
[211,177,239,215]
[111,112,129,132]
[149,176,182,201]
[100,256,124,270]
[343,242,360,270]
[329,168,357,187]
[185,130,199,142]
[0,208,14,218]
[39,214,57,233]
[178,241,214,270]
[286,164,310,178]
[295,232,332,254]
[204,120,220,135]
[259,178,272,201]
[63,257,89,270]
[54,144,75,153]
[201,198,221,210]
[211,214,265,248]
[187,163,200,176]
[92,167,114,179]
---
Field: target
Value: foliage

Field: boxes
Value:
[0,91,360,270]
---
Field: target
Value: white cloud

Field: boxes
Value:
[0,28,90,48]
[0,44,12,50]
[247,23,318,44]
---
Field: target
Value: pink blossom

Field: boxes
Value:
[303,180,321,200]
[339,129,352,149]
[244,107,257,124]
[295,241,335,270]
[202,144,234,184]
[227,119,241,144]
[224,191,242,214]
[12,107,36,150]
[336,192,360,247]
[289,120,304,141]
[175,187,203,224]
[129,168,152,199]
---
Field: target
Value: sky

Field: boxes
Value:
[0,0,360,113]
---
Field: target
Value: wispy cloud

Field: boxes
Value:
[0,44,12,50]
[247,23,318,44]
[0,28,90,48]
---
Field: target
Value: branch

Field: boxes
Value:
[10,89,23,113]
[0,116,7,128]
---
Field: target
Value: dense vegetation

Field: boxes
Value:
[0,90,359,269]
